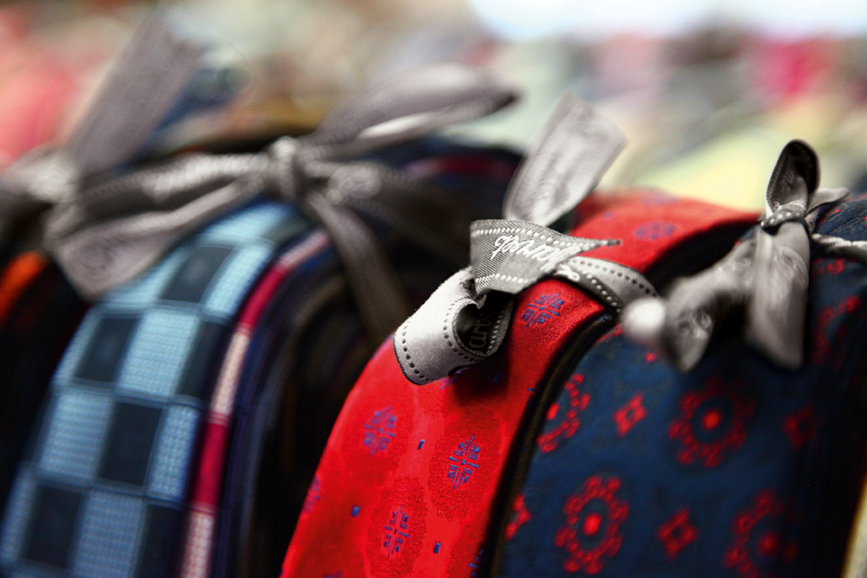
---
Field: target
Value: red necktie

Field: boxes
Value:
[281,190,755,577]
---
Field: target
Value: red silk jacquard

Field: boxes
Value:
[281,190,756,578]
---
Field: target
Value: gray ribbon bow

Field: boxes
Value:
[394,94,660,385]
[42,63,520,343]
[623,140,867,371]
[0,15,204,243]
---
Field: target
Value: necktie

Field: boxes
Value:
[0,262,87,521]
[0,199,311,578]
[499,193,867,578]
[280,190,755,577]
[196,137,523,578]
[179,230,331,578]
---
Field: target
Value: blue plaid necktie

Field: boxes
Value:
[0,199,310,578]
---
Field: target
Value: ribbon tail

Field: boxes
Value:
[623,238,755,371]
[745,224,810,369]
[554,256,658,314]
[46,176,261,299]
[305,192,411,344]
[812,233,867,262]
[394,268,514,385]
[338,163,475,265]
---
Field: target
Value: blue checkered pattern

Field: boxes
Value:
[0,199,311,578]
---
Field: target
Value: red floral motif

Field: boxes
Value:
[812,296,862,364]
[657,508,697,559]
[614,393,647,437]
[554,476,628,574]
[782,406,816,449]
[538,375,590,453]
[724,491,798,578]
[669,377,754,467]
[644,352,657,363]
[505,494,532,540]
[811,257,845,276]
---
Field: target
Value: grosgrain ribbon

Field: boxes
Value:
[0,15,205,242]
[623,140,867,371]
[394,95,660,385]
[44,63,520,343]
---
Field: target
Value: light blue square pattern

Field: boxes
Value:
[73,492,144,578]
[146,405,198,501]
[116,309,199,399]
[203,242,273,317]
[39,391,112,481]
[105,249,188,310]
[200,201,291,245]
[0,473,37,563]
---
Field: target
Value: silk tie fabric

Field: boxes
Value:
[0,262,87,521]
[189,138,523,578]
[0,199,311,578]
[280,190,755,578]
[500,193,867,578]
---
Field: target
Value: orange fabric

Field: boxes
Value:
[0,252,47,324]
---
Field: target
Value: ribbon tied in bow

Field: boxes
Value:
[623,140,867,371]
[2,53,521,343]
[395,95,662,384]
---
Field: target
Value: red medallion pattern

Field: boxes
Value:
[538,375,590,453]
[724,491,797,578]
[669,377,754,467]
[555,476,628,574]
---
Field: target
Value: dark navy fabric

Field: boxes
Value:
[0,264,87,522]
[499,196,867,578]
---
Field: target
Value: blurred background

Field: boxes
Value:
[6,0,867,210]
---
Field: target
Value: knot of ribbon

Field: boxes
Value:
[30,62,519,343]
[623,139,867,371]
[394,94,661,385]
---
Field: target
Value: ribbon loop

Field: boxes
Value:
[306,63,520,156]
[37,63,520,348]
[623,140,866,371]
[394,94,652,385]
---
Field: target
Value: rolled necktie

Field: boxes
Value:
[280,189,755,578]
[499,193,867,578]
[622,140,867,371]
[279,95,756,577]
[0,199,312,578]
[200,139,522,578]
[179,230,332,578]
[183,138,522,578]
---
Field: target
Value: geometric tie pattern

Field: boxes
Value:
[497,195,867,578]
[280,191,756,578]
[0,199,310,578]
[216,139,525,578]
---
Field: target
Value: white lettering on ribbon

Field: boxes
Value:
[490,234,576,266]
